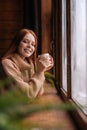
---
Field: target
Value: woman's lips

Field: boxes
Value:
[24,49,32,54]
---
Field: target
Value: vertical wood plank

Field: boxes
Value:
[41,0,53,53]
[0,0,24,56]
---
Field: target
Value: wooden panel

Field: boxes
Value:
[0,0,24,56]
[41,0,53,53]
[0,12,24,21]
[0,0,23,11]
[0,28,21,39]
[0,39,12,48]
[0,21,23,30]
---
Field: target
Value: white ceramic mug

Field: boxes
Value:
[39,53,49,59]
[38,53,53,69]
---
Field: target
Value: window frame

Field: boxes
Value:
[53,0,87,128]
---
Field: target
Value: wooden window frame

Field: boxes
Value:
[53,0,87,129]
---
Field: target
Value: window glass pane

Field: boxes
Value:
[62,0,67,91]
[71,0,87,114]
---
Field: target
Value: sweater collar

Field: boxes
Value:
[11,53,32,70]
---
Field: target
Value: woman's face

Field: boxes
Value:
[18,33,36,60]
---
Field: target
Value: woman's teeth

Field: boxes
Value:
[25,49,31,53]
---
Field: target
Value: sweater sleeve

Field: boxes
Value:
[1,59,45,98]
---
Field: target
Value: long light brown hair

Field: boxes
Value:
[2,28,37,66]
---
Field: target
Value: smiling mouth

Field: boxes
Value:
[24,49,32,54]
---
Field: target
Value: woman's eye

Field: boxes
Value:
[31,42,35,46]
[22,39,35,46]
[23,40,28,43]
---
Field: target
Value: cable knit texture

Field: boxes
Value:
[1,53,45,98]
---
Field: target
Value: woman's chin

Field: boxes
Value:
[24,53,32,58]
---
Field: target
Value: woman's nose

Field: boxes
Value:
[27,42,31,47]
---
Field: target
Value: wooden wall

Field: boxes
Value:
[0,0,54,71]
[0,0,24,57]
[41,0,53,54]
[0,0,54,57]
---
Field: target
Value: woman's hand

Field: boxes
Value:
[36,54,54,73]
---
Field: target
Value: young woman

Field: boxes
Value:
[1,29,54,98]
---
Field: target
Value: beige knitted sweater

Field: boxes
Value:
[1,53,45,98]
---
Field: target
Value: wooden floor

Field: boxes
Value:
[21,82,78,130]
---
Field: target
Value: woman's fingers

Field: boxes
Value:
[36,54,54,72]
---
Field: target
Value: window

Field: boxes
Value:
[53,0,87,127]
[62,0,67,91]
[71,0,87,115]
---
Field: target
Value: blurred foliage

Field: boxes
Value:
[0,76,77,130]
[44,72,55,87]
[0,90,77,130]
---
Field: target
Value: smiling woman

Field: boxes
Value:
[18,33,36,60]
[0,28,54,98]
